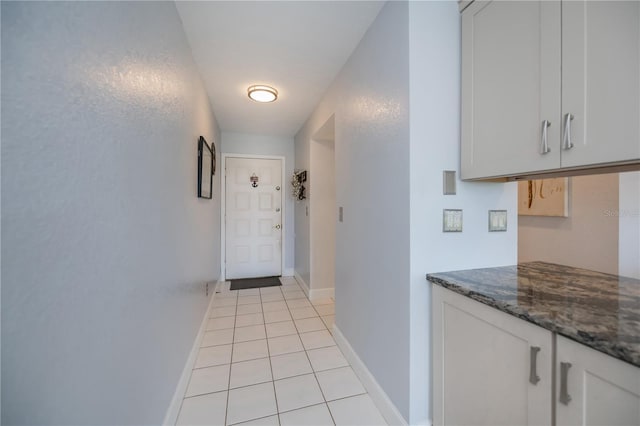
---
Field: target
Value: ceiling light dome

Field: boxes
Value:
[247,85,278,103]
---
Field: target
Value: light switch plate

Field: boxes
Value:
[443,209,463,232]
[488,210,508,232]
[443,170,456,195]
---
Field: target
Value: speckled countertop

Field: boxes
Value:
[426,262,640,368]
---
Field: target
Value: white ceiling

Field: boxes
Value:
[175,1,385,137]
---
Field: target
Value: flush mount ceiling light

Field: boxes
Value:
[247,85,278,103]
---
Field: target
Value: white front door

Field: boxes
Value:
[225,157,282,279]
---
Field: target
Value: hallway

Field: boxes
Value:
[175,277,387,425]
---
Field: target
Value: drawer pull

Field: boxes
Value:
[560,362,572,405]
[562,113,574,150]
[529,346,541,385]
[540,120,551,154]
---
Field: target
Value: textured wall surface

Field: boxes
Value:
[220,132,295,275]
[1,2,221,424]
[295,2,411,419]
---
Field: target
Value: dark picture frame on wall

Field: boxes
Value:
[198,136,214,199]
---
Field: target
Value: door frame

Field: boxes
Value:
[221,153,286,281]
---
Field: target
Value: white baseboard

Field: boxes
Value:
[283,268,294,277]
[309,287,334,301]
[294,271,310,297]
[332,325,408,426]
[163,280,220,425]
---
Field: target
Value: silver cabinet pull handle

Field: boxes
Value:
[540,121,551,154]
[529,346,541,385]
[562,113,574,150]
[559,362,572,405]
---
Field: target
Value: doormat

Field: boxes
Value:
[229,276,282,291]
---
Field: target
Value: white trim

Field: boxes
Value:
[221,153,286,281]
[332,326,408,426]
[294,271,310,297]
[309,287,334,301]
[163,281,220,426]
[283,268,294,277]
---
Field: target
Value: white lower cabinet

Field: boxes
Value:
[433,286,640,426]
[556,336,640,426]
[432,286,553,426]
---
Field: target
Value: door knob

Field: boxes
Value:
[275,224,281,229]
[275,186,281,191]
[275,208,281,212]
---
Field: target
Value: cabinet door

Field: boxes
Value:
[561,1,640,168]
[432,286,552,426]
[556,336,640,426]
[461,0,561,179]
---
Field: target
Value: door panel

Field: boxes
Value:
[225,157,282,279]
[461,0,561,179]
[562,1,640,167]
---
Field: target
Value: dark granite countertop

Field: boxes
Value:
[426,262,640,368]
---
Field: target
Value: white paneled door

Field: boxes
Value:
[225,157,282,279]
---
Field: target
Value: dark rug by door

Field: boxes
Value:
[229,276,282,291]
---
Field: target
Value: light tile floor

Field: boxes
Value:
[176,277,388,426]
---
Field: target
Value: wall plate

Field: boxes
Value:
[488,210,508,232]
[443,209,463,232]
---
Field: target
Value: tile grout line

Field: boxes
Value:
[260,284,281,426]
[223,284,239,426]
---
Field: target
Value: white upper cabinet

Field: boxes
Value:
[461,0,640,180]
[561,1,640,168]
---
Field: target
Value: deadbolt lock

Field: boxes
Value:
[275,224,281,230]
[275,186,281,191]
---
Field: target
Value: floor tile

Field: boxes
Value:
[283,290,306,300]
[176,391,227,425]
[311,298,334,306]
[261,293,284,302]
[268,334,304,356]
[316,367,365,401]
[210,306,236,318]
[274,373,324,413]
[299,330,335,350]
[235,313,265,328]
[314,304,335,316]
[194,344,233,369]
[238,295,261,305]
[286,298,312,309]
[279,403,335,426]
[264,310,292,324]
[328,394,387,426]
[307,346,348,372]
[232,339,269,363]
[201,328,234,347]
[290,307,318,320]
[230,357,273,389]
[321,315,335,331]
[226,382,278,425]
[214,289,237,299]
[260,286,283,294]
[232,415,280,426]
[212,297,238,308]
[262,301,288,312]
[206,316,235,331]
[185,364,230,397]
[238,288,260,296]
[265,320,297,338]
[234,324,267,343]
[294,317,325,333]
[237,303,263,315]
[270,351,313,380]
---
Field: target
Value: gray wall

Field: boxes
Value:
[295,2,411,419]
[221,132,295,275]
[1,2,221,424]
